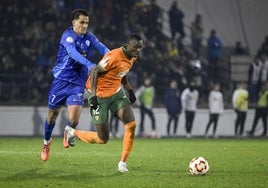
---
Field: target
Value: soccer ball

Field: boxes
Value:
[189,156,209,175]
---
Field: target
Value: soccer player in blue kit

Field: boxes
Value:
[41,9,109,161]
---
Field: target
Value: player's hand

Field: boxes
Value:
[90,96,98,110]
[128,89,136,104]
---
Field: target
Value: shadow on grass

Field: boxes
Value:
[2,167,120,184]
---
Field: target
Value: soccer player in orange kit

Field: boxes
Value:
[64,33,144,172]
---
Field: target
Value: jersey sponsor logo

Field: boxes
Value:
[66,37,74,43]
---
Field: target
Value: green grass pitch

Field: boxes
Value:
[0,137,267,188]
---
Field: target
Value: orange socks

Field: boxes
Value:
[74,130,104,144]
[73,120,136,163]
[120,121,136,162]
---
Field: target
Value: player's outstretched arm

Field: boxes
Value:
[66,45,95,70]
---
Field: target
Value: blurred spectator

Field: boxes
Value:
[167,41,179,59]
[135,77,157,138]
[102,0,114,25]
[204,83,224,138]
[248,55,262,104]
[166,57,187,88]
[232,82,248,137]
[176,36,186,56]
[164,80,182,137]
[259,54,268,86]
[232,41,248,56]
[247,83,268,137]
[186,57,208,103]
[146,0,163,39]
[52,0,67,13]
[168,1,185,40]
[0,0,208,109]
[1,54,15,73]
[181,81,199,138]
[257,35,268,56]
[207,29,222,83]
[34,47,51,69]
[72,0,93,10]
[190,14,204,57]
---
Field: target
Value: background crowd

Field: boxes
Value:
[0,0,267,138]
[0,0,267,109]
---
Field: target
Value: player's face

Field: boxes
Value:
[126,40,144,58]
[72,15,89,35]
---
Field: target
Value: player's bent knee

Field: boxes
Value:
[125,121,136,131]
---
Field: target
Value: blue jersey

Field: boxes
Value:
[52,27,109,85]
[47,27,109,109]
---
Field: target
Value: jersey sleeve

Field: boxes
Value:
[61,30,95,70]
[89,32,110,55]
[98,53,116,72]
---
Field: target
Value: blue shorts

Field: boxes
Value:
[48,79,85,109]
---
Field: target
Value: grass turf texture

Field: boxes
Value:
[0,137,267,188]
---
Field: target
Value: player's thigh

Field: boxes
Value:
[117,105,135,124]
[90,104,109,141]
[66,93,84,124]
[95,122,109,140]
[109,90,133,124]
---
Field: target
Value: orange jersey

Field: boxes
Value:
[86,47,137,98]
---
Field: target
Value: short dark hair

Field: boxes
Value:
[128,33,142,42]
[71,9,89,20]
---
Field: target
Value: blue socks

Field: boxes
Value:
[44,120,55,141]
[43,120,76,141]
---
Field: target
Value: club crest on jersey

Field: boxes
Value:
[66,36,74,43]
[95,116,99,121]
[86,40,90,46]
